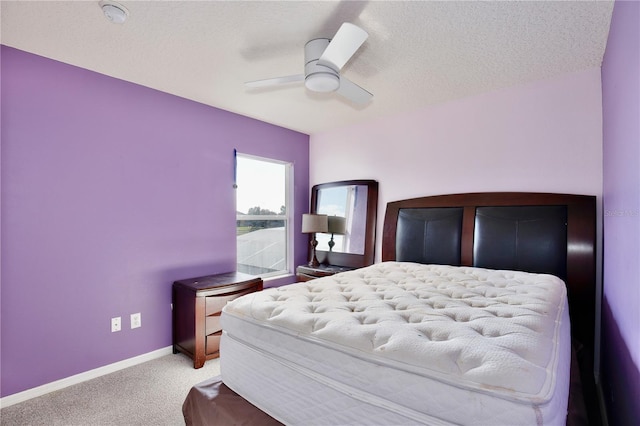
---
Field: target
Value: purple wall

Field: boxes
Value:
[0,46,309,397]
[601,1,640,424]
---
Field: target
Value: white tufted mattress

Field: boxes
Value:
[220,262,571,425]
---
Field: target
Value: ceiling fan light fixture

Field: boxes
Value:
[100,1,129,24]
[305,73,340,93]
[245,22,372,104]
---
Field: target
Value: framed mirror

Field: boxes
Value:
[310,180,378,268]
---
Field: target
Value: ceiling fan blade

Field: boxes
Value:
[317,23,368,71]
[245,74,304,88]
[337,77,373,105]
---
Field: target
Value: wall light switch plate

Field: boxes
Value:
[130,312,141,329]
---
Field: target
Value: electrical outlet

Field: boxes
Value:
[111,316,121,332]
[130,312,141,329]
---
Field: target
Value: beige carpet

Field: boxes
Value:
[0,353,220,426]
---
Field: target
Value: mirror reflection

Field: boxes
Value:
[315,184,369,255]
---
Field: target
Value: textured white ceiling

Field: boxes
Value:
[0,1,613,135]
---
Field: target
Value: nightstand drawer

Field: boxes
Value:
[206,331,222,355]
[205,314,222,335]
[296,272,317,282]
[296,265,355,281]
[205,287,256,315]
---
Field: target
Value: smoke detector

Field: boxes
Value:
[100,1,129,24]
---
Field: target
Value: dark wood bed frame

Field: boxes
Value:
[382,192,596,348]
[382,191,597,425]
[184,192,598,426]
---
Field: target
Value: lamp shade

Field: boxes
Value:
[328,216,347,234]
[302,214,328,233]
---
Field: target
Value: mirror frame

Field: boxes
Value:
[310,179,378,268]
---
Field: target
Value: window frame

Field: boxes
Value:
[235,152,293,279]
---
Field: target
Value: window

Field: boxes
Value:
[235,153,292,278]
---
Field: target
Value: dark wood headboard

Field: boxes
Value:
[382,192,596,358]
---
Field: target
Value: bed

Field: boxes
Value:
[183,192,596,425]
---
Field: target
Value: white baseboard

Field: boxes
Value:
[0,346,173,409]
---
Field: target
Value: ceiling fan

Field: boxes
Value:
[245,23,373,105]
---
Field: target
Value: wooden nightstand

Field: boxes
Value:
[296,264,355,282]
[172,271,262,368]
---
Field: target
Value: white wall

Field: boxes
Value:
[311,67,603,261]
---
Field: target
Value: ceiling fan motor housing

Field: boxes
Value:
[304,38,340,93]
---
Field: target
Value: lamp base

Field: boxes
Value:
[308,239,320,268]
[328,234,335,252]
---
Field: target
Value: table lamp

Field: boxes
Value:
[302,214,328,267]
[327,216,347,252]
